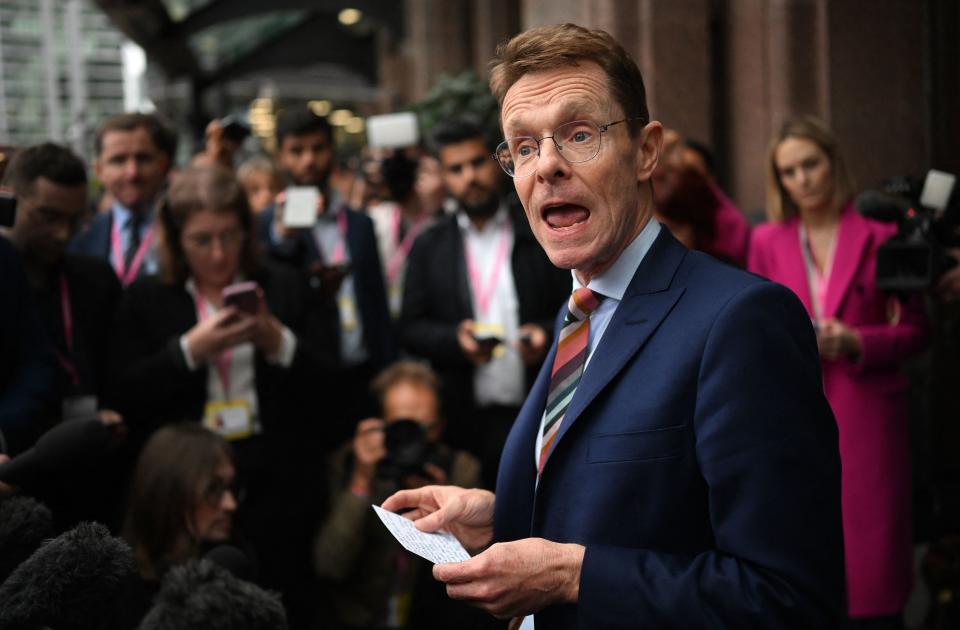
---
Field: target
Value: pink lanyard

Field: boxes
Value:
[194,293,233,396]
[314,209,349,264]
[463,223,511,317]
[386,208,429,283]
[110,217,154,287]
[798,225,834,322]
[58,274,80,387]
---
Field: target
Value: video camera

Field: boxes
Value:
[855,170,959,293]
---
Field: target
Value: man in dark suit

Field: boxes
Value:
[69,113,175,286]
[258,108,393,442]
[2,142,124,528]
[400,115,569,487]
[384,24,844,629]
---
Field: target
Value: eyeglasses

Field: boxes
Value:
[493,117,645,179]
[182,228,245,253]
[201,477,244,507]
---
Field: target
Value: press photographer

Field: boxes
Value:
[312,360,491,629]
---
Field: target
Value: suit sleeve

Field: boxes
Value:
[399,234,470,366]
[0,245,57,433]
[578,281,845,629]
[108,285,198,424]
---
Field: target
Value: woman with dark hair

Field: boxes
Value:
[110,164,337,625]
[124,423,237,579]
[111,423,238,627]
[748,115,927,630]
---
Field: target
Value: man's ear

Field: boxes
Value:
[635,121,664,183]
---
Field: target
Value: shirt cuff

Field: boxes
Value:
[266,326,297,367]
[179,334,200,371]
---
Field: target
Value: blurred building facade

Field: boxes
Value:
[2,0,955,217]
[0,0,129,156]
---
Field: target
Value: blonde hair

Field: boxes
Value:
[765,114,856,222]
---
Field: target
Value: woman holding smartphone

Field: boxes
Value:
[111,164,337,624]
[748,115,926,630]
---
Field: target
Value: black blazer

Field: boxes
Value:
[109,261,338,443]
[399,198,571,414]
[257,205,395,369]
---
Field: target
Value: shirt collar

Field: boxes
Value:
[573,219,661,300]
[111,201,152,229]
[456,202,510,235]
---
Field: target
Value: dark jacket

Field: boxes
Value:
[399,199,570,417]
[257,204,394,370]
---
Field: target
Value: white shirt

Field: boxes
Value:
[110,201,158,276]
[178,278,297,435]
[458,205,526,407]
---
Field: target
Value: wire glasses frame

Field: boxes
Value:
[492,117,646,179]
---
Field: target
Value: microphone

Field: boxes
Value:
[0,495,54,583]
[854,190,911,223]
[0,417,111,488]
[0,521,135,630]
[138,559,288,630]
[204,544,254,582]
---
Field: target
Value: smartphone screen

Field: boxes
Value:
[283,186,319,228]
[222,281,259,315]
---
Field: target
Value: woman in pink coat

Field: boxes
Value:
[748,115,926,630]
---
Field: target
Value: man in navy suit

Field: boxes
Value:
[258,107,393,443]
[383,23,844,629]
[68,113,175,287]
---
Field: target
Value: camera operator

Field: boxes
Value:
[312,360,487,630]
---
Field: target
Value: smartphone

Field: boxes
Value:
[283,186,319,228]
[366,112,420,149]
[472,333,503,352]
[222,281,259,315]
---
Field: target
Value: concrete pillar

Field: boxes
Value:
[403,0,472,100]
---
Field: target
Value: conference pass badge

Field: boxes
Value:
[204,400,254,441]
[338,294,358,332]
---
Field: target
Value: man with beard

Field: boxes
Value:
[399,115,569,487]
[259,107,393,447]
[1,143,125,528]
[70,113,175,286]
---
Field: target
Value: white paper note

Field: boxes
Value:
[372,505,471,564]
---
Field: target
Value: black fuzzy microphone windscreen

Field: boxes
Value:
[137,559,287,630]
[0,495,54,584]
[0,521,135,630]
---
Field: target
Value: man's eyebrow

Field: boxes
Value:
[503,98,604,136]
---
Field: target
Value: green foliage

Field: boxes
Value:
[411,71,501,145]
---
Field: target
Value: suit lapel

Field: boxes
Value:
[822,204,871,319]
[542,229,687,469]
[95,213,113,261]
[452,220,474,317]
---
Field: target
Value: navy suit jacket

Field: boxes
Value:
[258,205,394,369]
[494,229,844,628]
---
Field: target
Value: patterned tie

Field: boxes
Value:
[539,287,603,474]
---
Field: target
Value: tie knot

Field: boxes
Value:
[566,287,602,323]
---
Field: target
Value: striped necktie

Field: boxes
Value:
[539,287,603,474]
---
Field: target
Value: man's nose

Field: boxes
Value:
[123,158,140,179]
[222,489,238,512]
[535,137,570,181]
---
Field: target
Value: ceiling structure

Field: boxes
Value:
[92,0,403,98]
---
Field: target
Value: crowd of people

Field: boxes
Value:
[0,21,954,630]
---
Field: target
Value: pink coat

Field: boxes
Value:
[748,204,927,616]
